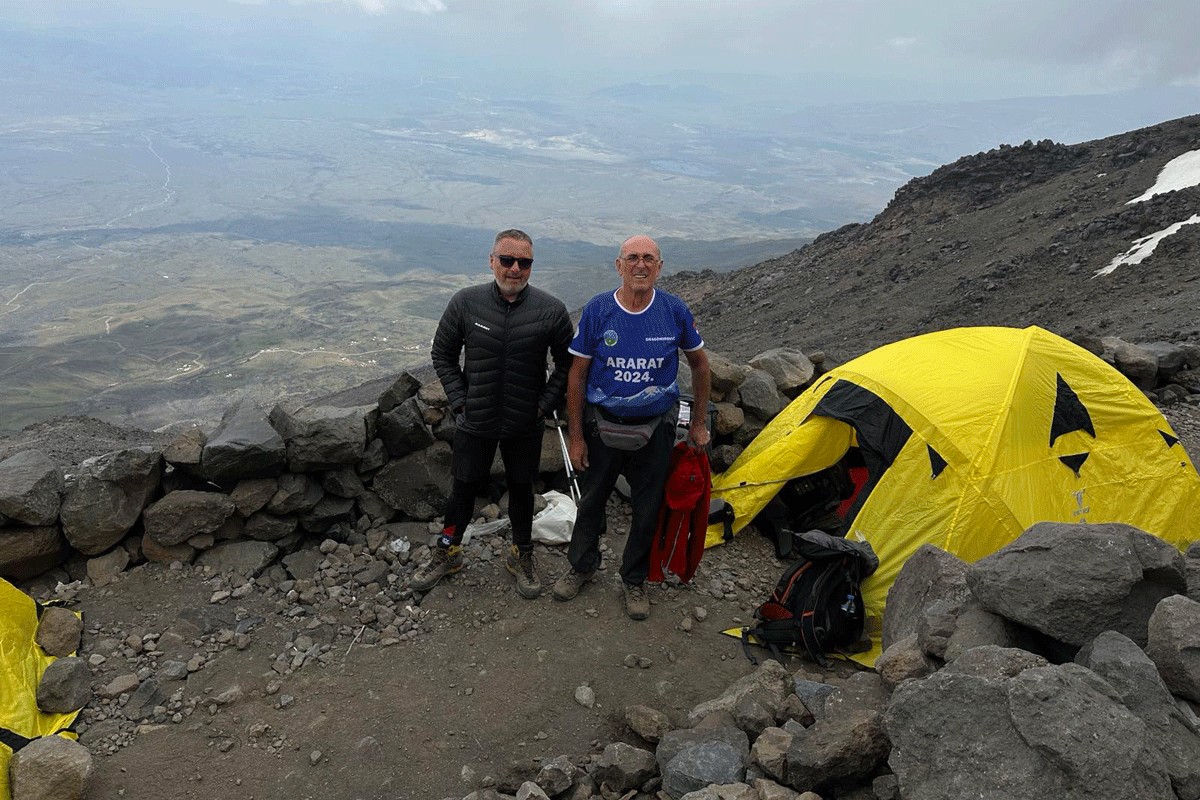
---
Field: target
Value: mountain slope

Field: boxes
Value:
[665,114,1200,363]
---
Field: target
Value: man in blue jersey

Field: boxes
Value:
[553,234,711,620]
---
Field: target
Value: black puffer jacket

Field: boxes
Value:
[431,281,573,438]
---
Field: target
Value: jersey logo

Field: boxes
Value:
[644,336,674,342]
[603,329,619,347]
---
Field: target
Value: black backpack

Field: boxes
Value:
[743,529,878,667]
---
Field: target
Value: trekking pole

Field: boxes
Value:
[551,408,582,503]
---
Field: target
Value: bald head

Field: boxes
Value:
[619,235,661,261]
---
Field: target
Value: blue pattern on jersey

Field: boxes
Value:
[569,289,704,417]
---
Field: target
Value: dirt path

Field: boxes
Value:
[71,527,786,800]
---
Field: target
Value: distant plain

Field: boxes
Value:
[2,32,1197,430]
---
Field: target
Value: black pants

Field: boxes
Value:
[440,428,543,551]
[567,411,672,585]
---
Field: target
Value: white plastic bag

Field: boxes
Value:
[531,490,576,545]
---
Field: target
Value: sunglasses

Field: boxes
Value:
[494,254,533,270]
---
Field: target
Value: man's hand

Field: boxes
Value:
[688,420,710,450]
[568,436,589,472]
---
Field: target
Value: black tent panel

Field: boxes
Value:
[928,446,948,478]
[813,380,913,467]
[1059,452,1090,477]
[1160,430,1180,448]
[1050,374,1095,446]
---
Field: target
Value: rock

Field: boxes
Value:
[97,673,140,699]
[732,691,777,738]
[281,548,322,580]
[823,672,887,718]
[372,442,453,520]
[379,397,436,458]
[534,755,577,796]
[123,677,166,720]
[515,782,550,800]
[785,709,887,792]
[143,490,236,546]
[162,426,206,471]
[140,533,196,565]
[749,348,816,397]
[662,740,747,799]
[738,369,787,421]
[626,704,672,743]
[322,467,366,499]
[86,547,130,587]
[0,525,69,580]
[34,607,83,656]
[943,602,1022,662]
[574,685,596,708]
[1104,337,1159,389]
[299,496,354,534]
[1187,541,1200,603]
[1145,594,1200,703]
[1077,630,1200,798]
[657,717,750,776]
[592,742,657,793]
[0,450,63,525]
[200,402,286,482]
[378,371,422,413]
[708,351,750,395]
[36,656,92,713]
[967,521,1185,647]
[885,662,1174,800]
[229,477,278,516]
[791,680,835,720]
[750,726,792,782]
[680,783,758,800]
[875,634,937,690]
[266,473,324,515]
[243,511,298,542]
[269,403,371,471]
[195,540,280,577]
[687,659,792,725]
[941,645,1049,679]
[9,735,93,800]
[60,447,162,556]
[752,778,803,800]
[882,544,970,651]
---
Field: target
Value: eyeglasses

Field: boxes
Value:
[494,254,533,270]
[621,253,660,266]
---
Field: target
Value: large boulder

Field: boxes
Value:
[885,657,1175,799]
[60,447,162,556]
[372,441,453,520]
[1077,630,1200,799]
[882,544,971,651]
[737,369,787,421]
[200,402,286,482]
[196,540,280,577]
[36,656,92,713]
[266,473,324,515]
[142,490,237,547]
[967,522,1185,647]
[686,660,792,725]
[269,403,372,472]
[0,525,69,580]
[1145,594,1200,704]
[9,735,93,800]
[378,397,435,458]
[0,451,63,526]
[378,371,422,413]
[785,709,888,793]
[749,348,816,397]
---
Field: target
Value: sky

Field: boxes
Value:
[2,0,1200,101]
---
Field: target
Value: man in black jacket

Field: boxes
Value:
[412,229,574,598]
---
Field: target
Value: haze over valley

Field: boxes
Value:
[2,2,1198,430]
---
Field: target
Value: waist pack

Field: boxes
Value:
[591,406,666,451]
[743,529,878,667]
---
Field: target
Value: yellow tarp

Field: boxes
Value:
[1,579,80,799]
[708,326,1200,665]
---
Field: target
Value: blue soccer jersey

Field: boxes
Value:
[569,289,704,417]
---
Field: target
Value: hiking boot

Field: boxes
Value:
[551,568,596,602]
[410,544,463,591]
[624,582,650,621]
[506,544,542,599]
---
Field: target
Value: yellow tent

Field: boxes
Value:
[709,326,1200,664]
[1,579,81,799]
